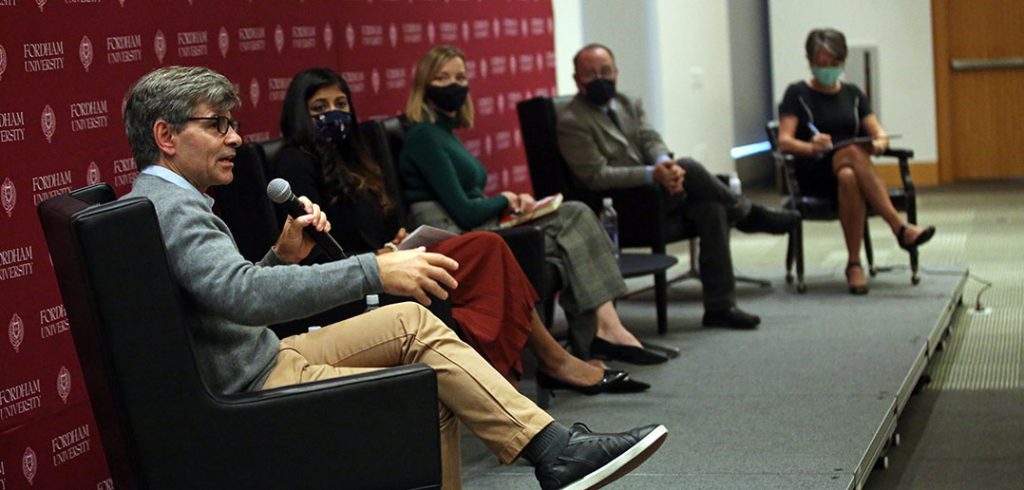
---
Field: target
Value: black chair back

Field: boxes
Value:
[214,142,280,261]
[38,187,442,489]
[517,95,689,252]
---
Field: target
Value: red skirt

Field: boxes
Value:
[427,231,538,376]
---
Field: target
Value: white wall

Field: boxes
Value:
[552,0,738,174]
[768,0,937,162]
[552,0,584,95]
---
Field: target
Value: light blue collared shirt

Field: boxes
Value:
[141,165,214,206]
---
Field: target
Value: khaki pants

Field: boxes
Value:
[262,303,552,489]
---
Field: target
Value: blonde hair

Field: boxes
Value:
[405,45,474,128]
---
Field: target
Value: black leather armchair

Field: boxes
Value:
[38,185,441,490]
[765,121,921,290]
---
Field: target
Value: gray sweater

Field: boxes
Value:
[126,173,383,394]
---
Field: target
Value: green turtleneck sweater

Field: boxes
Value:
[399,114,509,230]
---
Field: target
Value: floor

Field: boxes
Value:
[737,180,1024,490]
[459,180,1023,489]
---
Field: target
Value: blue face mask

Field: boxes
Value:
[313,110,353,143]
[812,66,843,87]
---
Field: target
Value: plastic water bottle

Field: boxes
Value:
[728,172,742,195]
[599,197,620,258]
[365,294,380,312]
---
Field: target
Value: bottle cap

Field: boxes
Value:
[366,294,380,306]
[602,197,613,207]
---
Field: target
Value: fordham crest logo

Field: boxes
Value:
[510,55,517,75]
[345,24,355,50]
[492,18,500,39]
[218,27,229,58]
[371,69,380,95]
[480,58,488,79]
[41,105,56,144]
[87,161,101,185]
[323,23,333,51]
[274,25,285,54]
[461,21,470,43]
[536,52,544,70]
[497,93,506,114]
[154,30,167,64]
[249,78,260,108]
[485,135,493,157]
[427,23,436,44]
[1,177,15,217]
[23,446,37,485]
[36,0,46,12]
[388,23,398,48]
[58,366,72,403]
[79,35,94,72]
[8,313,24,353]
[0,44,7,82]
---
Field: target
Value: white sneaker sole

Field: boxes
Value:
[561,424,668,490]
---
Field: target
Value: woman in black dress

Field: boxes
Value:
[777,28,935,294]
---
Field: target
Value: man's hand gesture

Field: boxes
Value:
[376,248,459,305]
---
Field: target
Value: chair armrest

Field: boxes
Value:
[493,226,546,293]
[210,364,441,489]
[882,147,916,193]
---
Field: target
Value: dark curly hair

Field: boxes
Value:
[279,67,391,211]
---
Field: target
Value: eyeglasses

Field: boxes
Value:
[186,115,240,135]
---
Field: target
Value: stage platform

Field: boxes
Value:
[460,265,967,489]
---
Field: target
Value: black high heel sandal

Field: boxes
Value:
[845,262,869,295]
[535,369,649,396]
[897,223,936,252]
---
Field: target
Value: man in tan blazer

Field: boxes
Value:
[556,43,799,330]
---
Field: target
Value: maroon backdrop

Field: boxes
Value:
[0,0,555,487]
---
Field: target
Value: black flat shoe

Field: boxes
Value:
[536,369,628,396]
[845,262,869,295]
[603,370,651,393]
[702,307,760,329]
[897,224,936,252]
[591,337,669,365]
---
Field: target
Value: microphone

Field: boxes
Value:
[266,178,347,260]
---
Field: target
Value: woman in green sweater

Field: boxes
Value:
[400,44,666,365]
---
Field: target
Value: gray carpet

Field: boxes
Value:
[460,265,967,489]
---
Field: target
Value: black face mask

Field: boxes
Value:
[425,83,470,113]
[584,78,616,106]
[313,110,353,143]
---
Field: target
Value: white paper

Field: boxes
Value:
[397,225,458,250]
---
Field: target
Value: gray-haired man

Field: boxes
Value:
[122,65,666,490]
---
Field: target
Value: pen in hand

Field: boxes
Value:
[807,122,832,152]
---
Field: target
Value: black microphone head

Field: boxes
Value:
[266,178,293,204]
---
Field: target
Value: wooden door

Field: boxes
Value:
[933,0,1024,181]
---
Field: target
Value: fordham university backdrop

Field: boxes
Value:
[0,0,555,487]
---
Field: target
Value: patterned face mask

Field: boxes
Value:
[313,110,353,143]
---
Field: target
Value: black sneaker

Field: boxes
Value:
[535,423,668,490]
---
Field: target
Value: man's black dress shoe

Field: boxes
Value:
[591,337,669,365]
[736,204,800,235]
[702,307,761,329]
[535,423,668,490]
[536,369,630,396]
